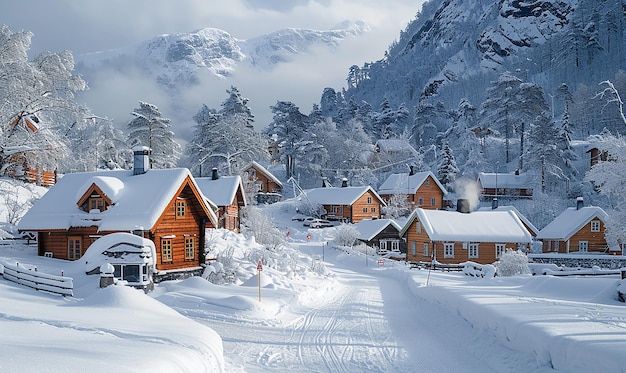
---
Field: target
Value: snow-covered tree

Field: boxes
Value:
[437,144,459,192]
[0,25,87,177]
[127,101,180,169]
[264,101,308,179]
[523,113,563,193]
[494,250,531,277]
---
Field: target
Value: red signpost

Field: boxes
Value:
[257,260,263,302]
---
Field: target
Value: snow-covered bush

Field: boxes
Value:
[494,249,531,277]
[333,223,359,247]
[240,206,285,250]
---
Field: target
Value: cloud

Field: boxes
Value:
[5,0,426,144]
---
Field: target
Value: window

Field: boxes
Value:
[468,243,479,258]
[367,196,372,204]
[418,198,423,206]
[113,264,141,283]
[425,179,430,186]
[161,239,173,262]
[380,241,387,251]
[176,200,186,217]
[89,198,104,211]
[496,243,506,258]
[371,207,376,213]
[185,237,195,260]
[363,207,368,213]
[579,241,589,253]
[411,242,416,256]
[431,198,436,206]
[444,243,454,258]
[390,241,399,252]
[591,220,600,232]
[423,243,429,257]
[416,221,422,234]
[68,237,81,260]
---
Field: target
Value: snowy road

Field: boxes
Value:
[190,243,551,372]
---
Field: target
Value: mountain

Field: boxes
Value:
[341,0,626,133]
[75,21,371,94]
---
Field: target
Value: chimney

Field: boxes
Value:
[409,165,415,176]
[492,197,498,210]
[322,176,328,187]
[341,178,348,188]
[133,146,151,175]
[576,196,584,210]
[456,199,470,213]
[211,168,219,180]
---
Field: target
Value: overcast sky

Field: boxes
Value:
[2,0,425,137]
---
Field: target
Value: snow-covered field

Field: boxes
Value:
[1,196,626,372]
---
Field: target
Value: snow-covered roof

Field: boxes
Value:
[196,175,246,207]
[477,205,539,236]
[536,206,609,241]
[378,171,447,196]
[243,161,283,187]
[18,168,217,232]
[477,172,532,189]
[305,186,385,206]
[399,208,532,243]
[354,218,401,241]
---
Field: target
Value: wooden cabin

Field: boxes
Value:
[377,169,447,210]
[399,203,532,265]
[241,161,283,204]
[536,197,614,254]
[304,184,385,223]
[18,148,218,280]
[196,168,246,232]
[4,113,58,186]
[354,218,405,256]
[477,171,533,201]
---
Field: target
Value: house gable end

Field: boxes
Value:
[76,183,113,212]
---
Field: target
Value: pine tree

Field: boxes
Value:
[437,144,459,192]
[127,101,180,169]
[265,101,308,179]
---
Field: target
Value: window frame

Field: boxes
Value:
[68,237,82,260]
[161,239,173,262]
[444,242,454,258]
[579,240,589,253]
[423,242,429,257]
[185,237,195,260]
[468,243,479,258]
[590,220,600,232]
[176,200,186,217]
[496,243,506,258]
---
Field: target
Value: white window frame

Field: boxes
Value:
[496,243,506,258]
[416,221,422,234]
[591,220,600,232]
[423,243,429,257]
[444,243,454,258]
[411,242,416,256]
[468,243,479,258]
[579,241,589,253]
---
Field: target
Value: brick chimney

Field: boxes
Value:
[212,168,219,180]
[457,199,470,213]
[576,196,584,210]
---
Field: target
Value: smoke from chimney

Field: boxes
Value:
[454,178,480,211]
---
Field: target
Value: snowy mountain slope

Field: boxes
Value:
[75,21,370,93]
[344,0,624,120]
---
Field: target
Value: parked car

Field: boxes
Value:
[302,217,317,226]
[309,219,333,228]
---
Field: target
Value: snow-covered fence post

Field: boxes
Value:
[99,263,115,288]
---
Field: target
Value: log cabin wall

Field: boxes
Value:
[412,175,444,209]
[151,185,207,272]
[350,190,382,223]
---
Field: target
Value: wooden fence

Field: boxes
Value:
[23,168,57,186]
[1,261,73,296]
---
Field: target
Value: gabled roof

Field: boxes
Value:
[242,161,283,187]
[536,206,609,241]
[477,205,539,236]
[378,171,447,196]
[305,186,386,206]
[477,172,532,189]
[354,218,401,241]
[196,175,246,207]
[399,208,532,243]
[18,168,218,232]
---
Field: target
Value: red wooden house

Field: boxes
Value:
[196,168,246,232]
[18,148,218,280]
[377,169,447,210]
[241,161,283,204]
[304,184,386,223]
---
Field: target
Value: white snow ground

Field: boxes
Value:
[1,197,626,372]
